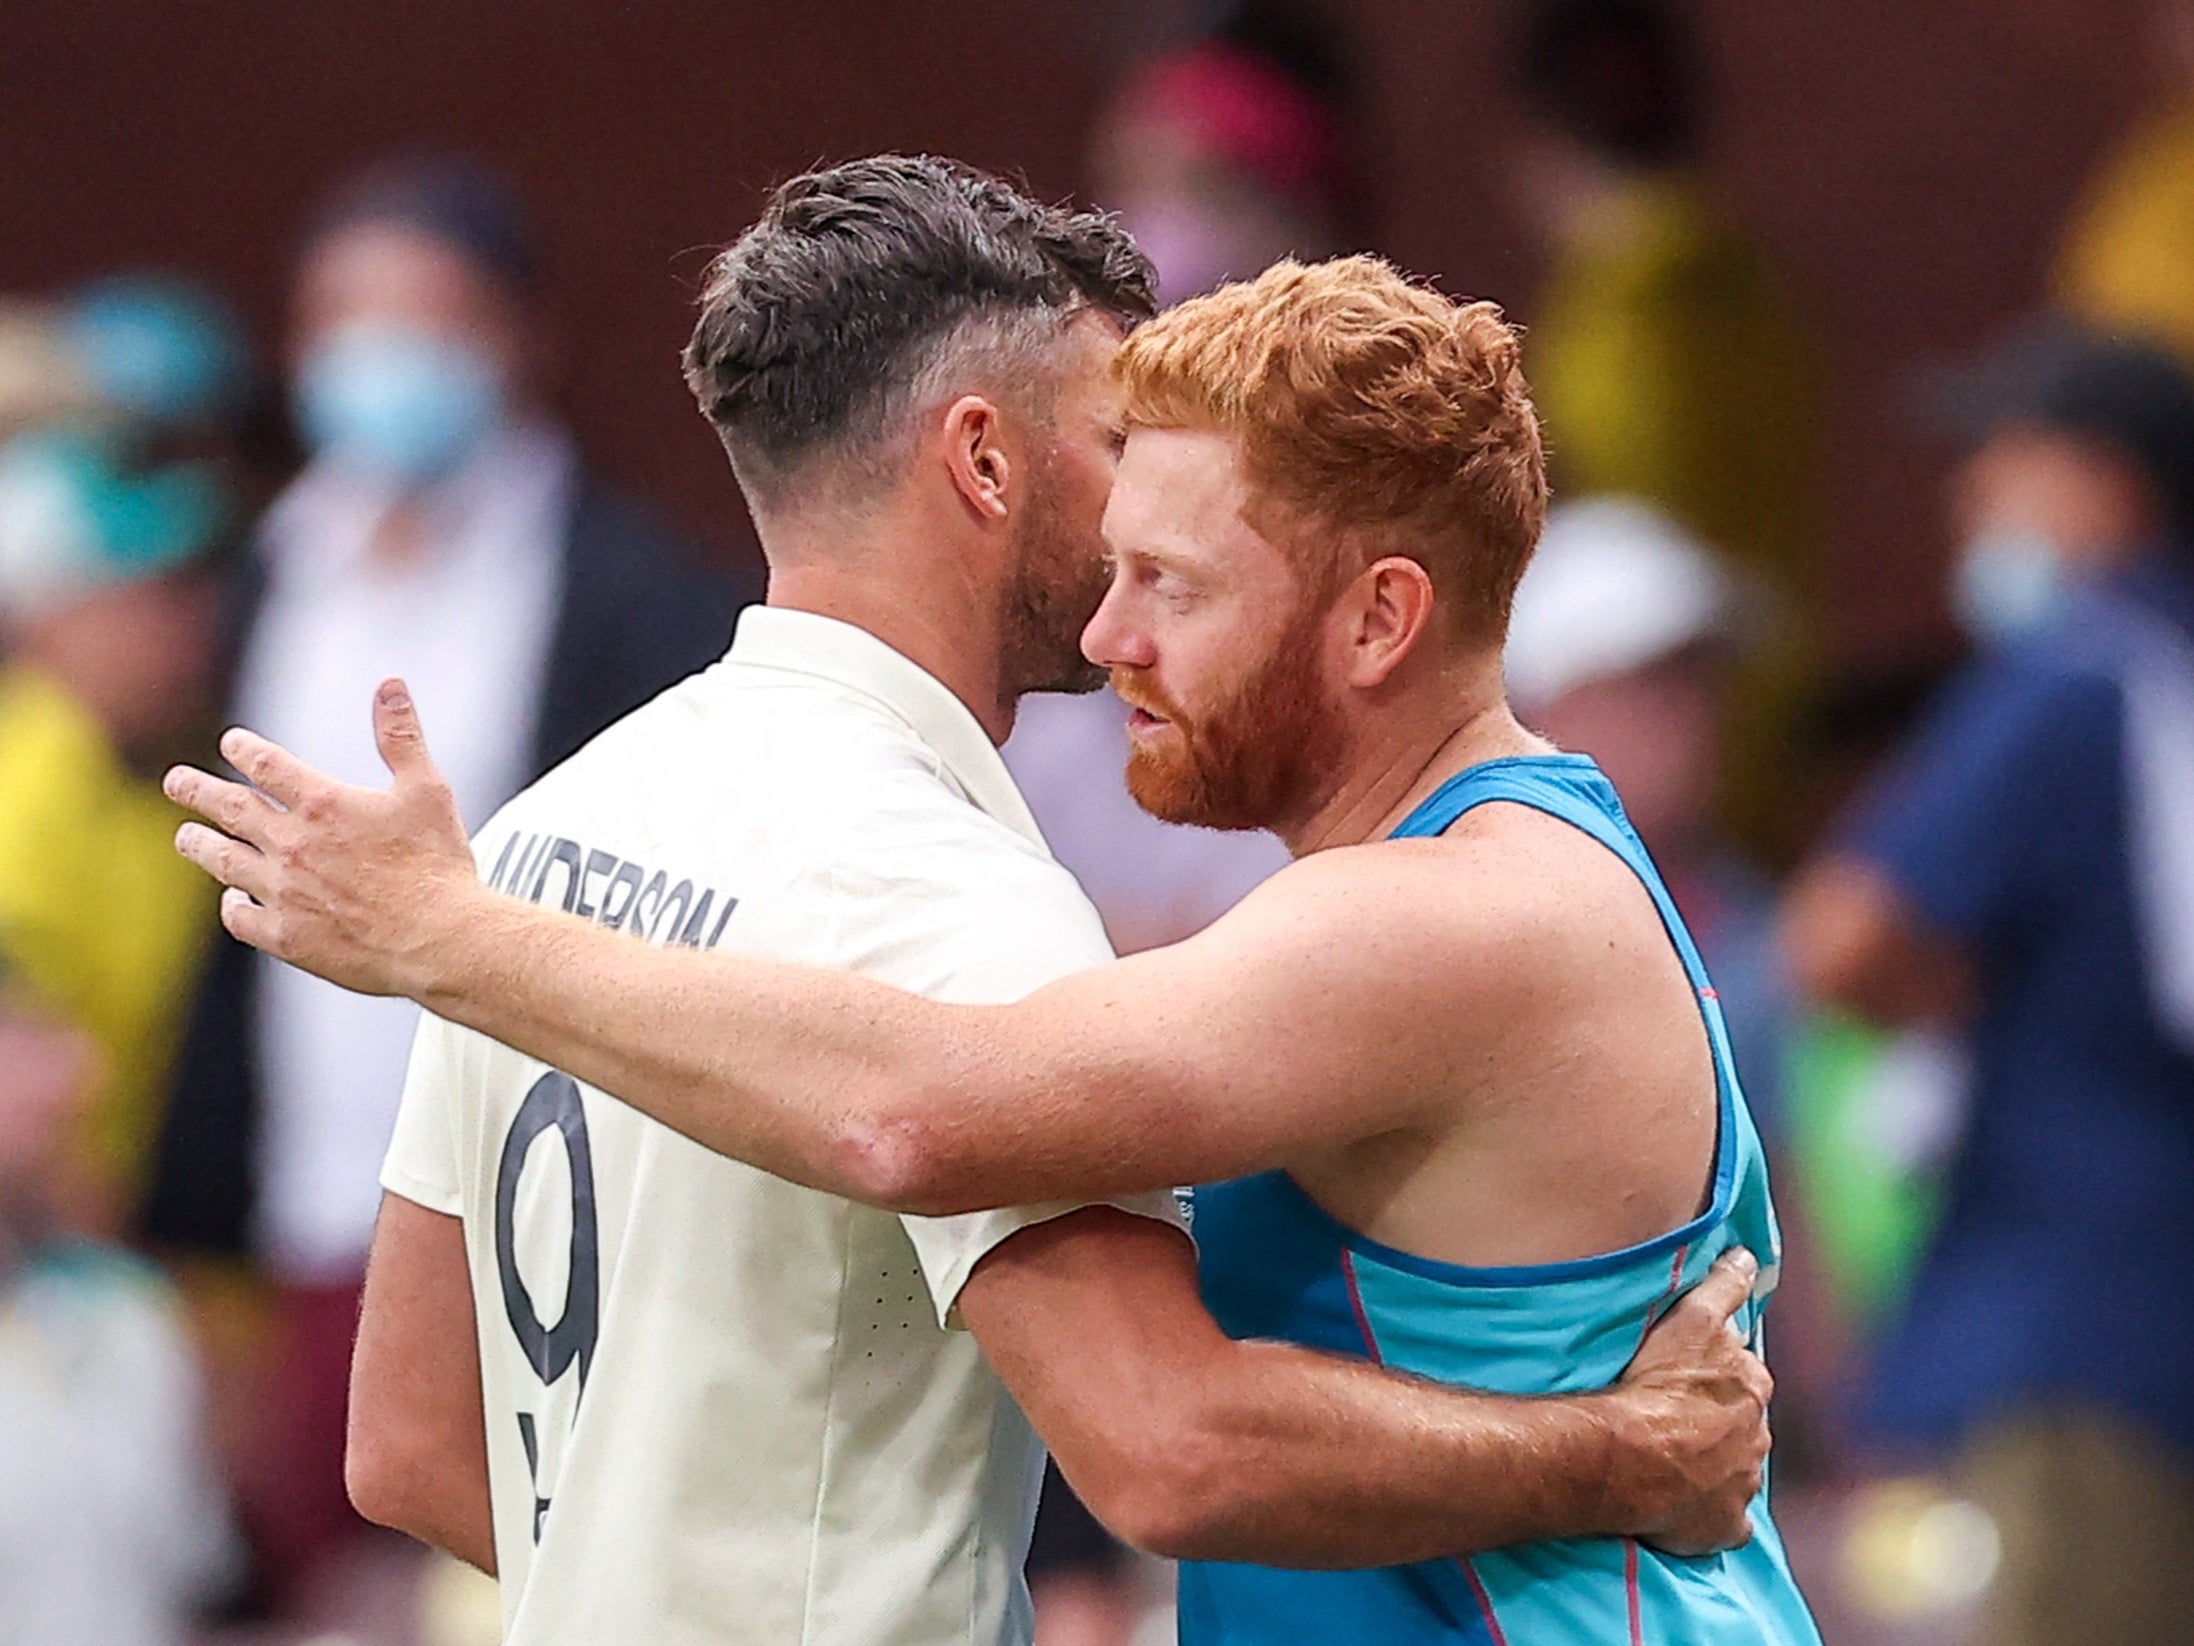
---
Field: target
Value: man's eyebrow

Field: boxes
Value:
[1118,532,1203,576]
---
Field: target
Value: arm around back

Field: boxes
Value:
[347,1191,496,1574]
[955,1208,1772,1567]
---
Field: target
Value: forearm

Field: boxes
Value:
[1116,1342,1631,1566]
[413,883,998,1209]
[964,1212,1746,1568]
[347,1197,498,1575]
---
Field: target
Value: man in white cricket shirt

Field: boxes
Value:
[175,158,1774,1646]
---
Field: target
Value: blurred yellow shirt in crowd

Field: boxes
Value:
[0,666,210,1213]
[1529,174,1822,859]
[2060,101,2194,364]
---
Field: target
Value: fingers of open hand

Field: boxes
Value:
[218,727,316,809]
[219,885,278,951]
[373,677,437,782]
[175,821,273,903]
[164,763,281,845]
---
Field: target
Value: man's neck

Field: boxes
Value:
[1284,658,1543,856]
[758,508,1017,745]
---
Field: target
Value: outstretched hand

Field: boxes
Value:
[165,678,476,999]
[1606,1247,1776,1558]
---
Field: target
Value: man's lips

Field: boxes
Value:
[1119,696,1177,740]
[1111,672,1178,736]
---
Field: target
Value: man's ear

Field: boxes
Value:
[1343,556,1439,688]
[941,395,1012,523]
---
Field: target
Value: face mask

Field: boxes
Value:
[1952,528,2069,644]
[296,324,503,486]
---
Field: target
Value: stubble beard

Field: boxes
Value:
[1000,462,1109,699]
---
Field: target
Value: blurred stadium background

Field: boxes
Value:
[5,3,2192,1644]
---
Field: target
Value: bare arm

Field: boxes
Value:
[960,1211,1771,1564]
[168,683,1514,1215]
[348,1192,495,1574]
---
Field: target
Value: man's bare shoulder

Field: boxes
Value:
[1217,800,1632,978]
[1073,806,1641,1153]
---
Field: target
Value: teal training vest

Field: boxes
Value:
[1179,754,1820,1645]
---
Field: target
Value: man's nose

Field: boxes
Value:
[1080,580,1154,670]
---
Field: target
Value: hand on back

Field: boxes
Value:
[1602,1247,1774,1557]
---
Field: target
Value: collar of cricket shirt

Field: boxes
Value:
[726,604,1049,851]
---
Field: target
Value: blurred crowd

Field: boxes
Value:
[4,2,2194,1644]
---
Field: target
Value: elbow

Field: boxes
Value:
[828,1104,986,1217]
[345,1421,442,1539]
[344,1433,409,1534]
[1065,1409,1243,1563]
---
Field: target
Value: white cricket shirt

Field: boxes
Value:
[380,606,1182,1646]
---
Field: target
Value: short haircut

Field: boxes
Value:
[1115,255,1548,642]
[684,155,1155,504]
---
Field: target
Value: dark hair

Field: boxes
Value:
[1512,0,1698,168]
[683,155,1155,499]
[1932,321,2194,547]
[309,152,542,295]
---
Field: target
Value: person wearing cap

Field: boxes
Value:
[1781,326,2194,1646]
[140,154,753,1608]
[0,300,228,1232]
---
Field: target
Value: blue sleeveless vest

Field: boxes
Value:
[1178,754,1819,1645]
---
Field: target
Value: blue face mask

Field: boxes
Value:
[1952,529,2069,645]
[296,324,503,486]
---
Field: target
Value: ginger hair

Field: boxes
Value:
[1115,256,1548,641]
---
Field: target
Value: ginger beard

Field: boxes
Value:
[1116,587,1352,833]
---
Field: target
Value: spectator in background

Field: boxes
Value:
[1780,327,2194,1646]
[1086,0,1354,308]
[0,975,233,1646]
[0,300,228,1232]
[1505,497,1789,1130]
[2057,1,2194,364]
[64,274,251,446]
[144,154,753,1610]
[1507,0,1821,860]
[61,274,279,529]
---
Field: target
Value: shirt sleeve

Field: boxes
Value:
[1840,649,2125,947]
[811,816,1186,1330]
[379,1011,467,1217]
